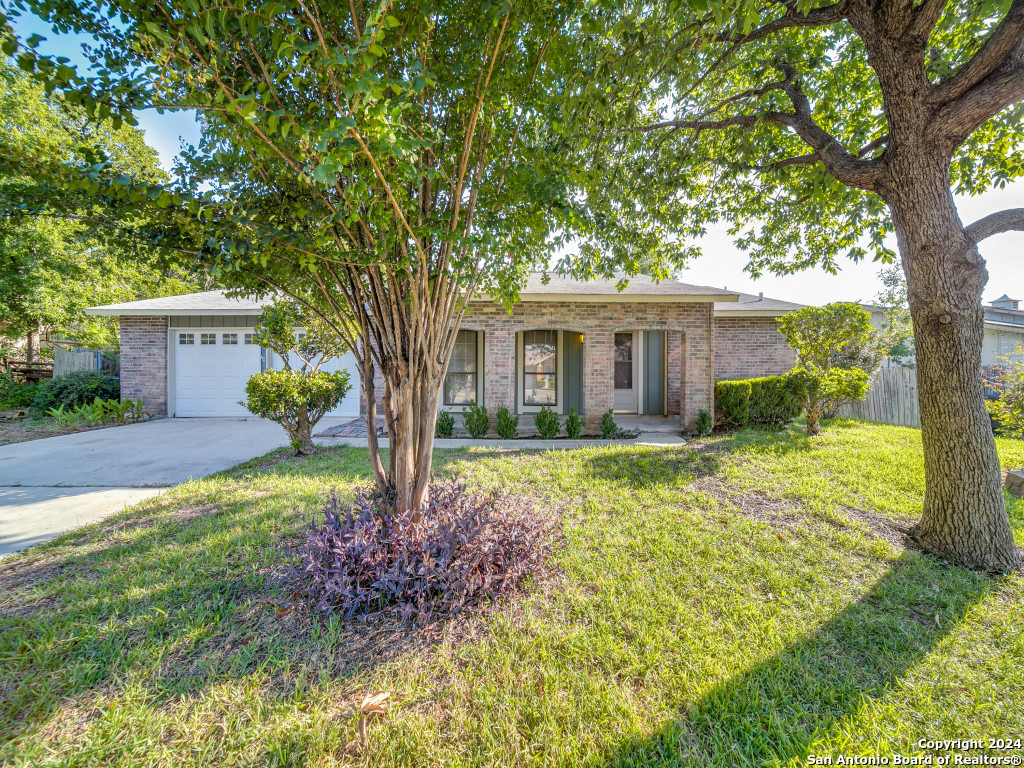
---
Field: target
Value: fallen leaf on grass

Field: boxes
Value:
[358,692,391,748]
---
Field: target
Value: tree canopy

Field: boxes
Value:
[0,55,200,352]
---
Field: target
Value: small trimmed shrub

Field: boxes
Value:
[243,369,351,454]
[463,403,490,438]
[748,375,803,424]
[496,406,519,439]
[0,371,33,410]
[435,409,455,439]
[534,405,560,439]
[695,409,713,436]
[299,477,557,622]
[30,371,119,417]
[714,379,751,426]
[600,409,617,439]
[564,407,583,439]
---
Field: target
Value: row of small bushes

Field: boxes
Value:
[714,374,803,427]
[437,405,617,439]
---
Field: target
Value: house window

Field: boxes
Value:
[523,330,557,406]
[444,330,478,405]
[200,333,216,345]
[244,333,255,345]
[223,333,238,345]
[178,333,194,345]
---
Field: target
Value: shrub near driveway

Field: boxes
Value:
[0,422,1022,767]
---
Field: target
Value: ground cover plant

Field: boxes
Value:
[0,419,1022,766]
[300,477,556,623]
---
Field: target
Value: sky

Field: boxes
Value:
[8,12,1024,307]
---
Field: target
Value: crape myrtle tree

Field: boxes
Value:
[573,0,1024,570]
[1,0,670,512]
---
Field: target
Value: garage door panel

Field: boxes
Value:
[174,330,262,417]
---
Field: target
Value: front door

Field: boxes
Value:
[614,331,637,412]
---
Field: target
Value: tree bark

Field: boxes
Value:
[378,360,441,513]
[806,408,821,436]
[26,320,42,364]
[288,404,315,456]
[886,155,1021,571]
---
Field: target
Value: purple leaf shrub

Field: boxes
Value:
[298,477,556,622]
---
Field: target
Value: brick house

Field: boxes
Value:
[86,275,804,431]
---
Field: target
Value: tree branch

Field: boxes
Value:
[965,208,1024,243]
[935,62,1024,143]
[931,0,1024,104]
[716,2,847,47]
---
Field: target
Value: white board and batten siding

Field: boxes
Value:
[838,366,920,428]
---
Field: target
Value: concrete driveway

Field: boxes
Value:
[0,417,301,557]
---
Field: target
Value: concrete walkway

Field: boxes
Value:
[0,417,340,557]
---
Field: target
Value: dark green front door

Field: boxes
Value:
[643,331,666,415]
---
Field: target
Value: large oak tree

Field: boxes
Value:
[572,0,1024,571]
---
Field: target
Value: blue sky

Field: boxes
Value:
[8,11,1023,307]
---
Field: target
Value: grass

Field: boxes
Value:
[1,418,1023,766]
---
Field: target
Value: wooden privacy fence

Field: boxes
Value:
[838,366,920,428]
[52,347,120,377]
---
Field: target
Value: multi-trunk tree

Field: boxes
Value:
[572,0,1024,571]
[1,0,667,512]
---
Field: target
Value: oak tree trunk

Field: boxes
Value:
[806,408,822,436]
[888,156,1020,571]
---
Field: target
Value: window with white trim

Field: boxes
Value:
[444,330,478,406]
[200,333,216,345]
[178,333,195,345]
[223,333,238,345]
[244,333,255,345]
[523,330,557,406]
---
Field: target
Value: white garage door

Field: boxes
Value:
[266,348,361,419]
[174,330,262,417]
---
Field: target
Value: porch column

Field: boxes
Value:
[583,329,614,430]
[682,307,714,428]
[484,326,516,413]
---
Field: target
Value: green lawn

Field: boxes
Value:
[2,419,1023,766]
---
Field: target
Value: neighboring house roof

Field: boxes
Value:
[86,290,271,316]
[713,291,806,317]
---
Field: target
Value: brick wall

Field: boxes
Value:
[713,316,796,380]
[120,316,168,415]
[465,300,713,429]
[357,301,715,429]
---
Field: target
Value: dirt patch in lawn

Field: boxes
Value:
[692,475,914,549]
[0,418,116,447]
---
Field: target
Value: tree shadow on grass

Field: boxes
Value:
[600,553,997,767]
[0,449,483,756]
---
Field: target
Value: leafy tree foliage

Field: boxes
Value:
[0,56,199,355]
[985,344,1024,437]
[779,303,876,435]
[569,0,1024,570]
[874,264,915,367]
